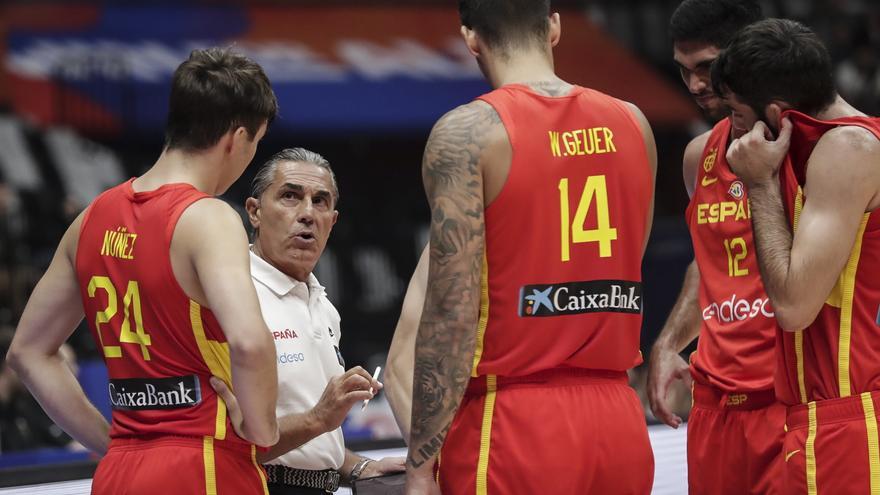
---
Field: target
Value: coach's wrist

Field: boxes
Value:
[349,457,373,480]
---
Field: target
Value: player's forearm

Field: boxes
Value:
[653,260,702,353]
[229,335,280,447]
[407,313,477,468]
[747,180,808,330]
[256,409,325,463]
[8,351,109,454]
[384,358,412,442]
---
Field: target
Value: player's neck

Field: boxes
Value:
[815,95,868,120]
[487,51,558,89]
[136,148,225,195]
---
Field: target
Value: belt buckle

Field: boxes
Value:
[324,470,341,492]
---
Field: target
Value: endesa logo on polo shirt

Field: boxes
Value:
[519,280,642,317]
[108,375,201,410]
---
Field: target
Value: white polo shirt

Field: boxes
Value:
[250,250,346,471]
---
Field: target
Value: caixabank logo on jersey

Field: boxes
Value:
[109,375,202,410]
[518,280,642,317]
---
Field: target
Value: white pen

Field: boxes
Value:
[361,366,382,411]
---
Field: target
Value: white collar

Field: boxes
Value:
[249,248,324,297]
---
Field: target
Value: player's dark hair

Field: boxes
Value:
[669,0,762,48]
[164,47,277,152]
[459,0,551,53]
[711,19,836,117]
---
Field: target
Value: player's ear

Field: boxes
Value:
[765,102,787,134]
[549,13,561,48]
[461,25,480,57]
[245,197,261,230]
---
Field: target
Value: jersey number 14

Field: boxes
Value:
[559,175,618,261]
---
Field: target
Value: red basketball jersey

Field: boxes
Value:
[76,180,245,445]
[777,111,880,405]
[470,84,653,377]
[686,118,777,392]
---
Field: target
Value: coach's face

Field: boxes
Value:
[247,161,338,282]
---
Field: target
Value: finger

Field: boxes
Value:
[342,373,372,392]
[677,369,694,388]
[344,366,375,385]
[648,391,675,426]
[210,376,233,403]
[726,140,739,164]
[344,366,368,378]
[210,377,242,423]
[344,390,374,404]
[776,116,793,146]
[752,120,770,139]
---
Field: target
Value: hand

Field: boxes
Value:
[361,456,406,478]
[405,462,441,495]
[727,117,793,187]
[310,366,382,433]
[647,346,692,428]
[210,376,278,445]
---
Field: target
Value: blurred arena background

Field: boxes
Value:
[0,0,877,491]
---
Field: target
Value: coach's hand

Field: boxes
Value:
[647,346,692,428]
[310,366,382,433]
[361,456,406,478]
[727,117,793,187]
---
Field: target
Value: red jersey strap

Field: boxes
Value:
[783,110,880,185]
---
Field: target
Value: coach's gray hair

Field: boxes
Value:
[250,147,339,206]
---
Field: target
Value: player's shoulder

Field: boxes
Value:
[434,100,501,132]
[816,124,880,157]
[428,100,505,148]
[176,198,244,238]
[684,129,713,163]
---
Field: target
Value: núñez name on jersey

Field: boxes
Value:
[109,375,202,410]
[519,280,642,317]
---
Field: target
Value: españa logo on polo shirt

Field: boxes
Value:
[519,280,642,317]
[108,375,201,410]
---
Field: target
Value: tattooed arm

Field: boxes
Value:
[405,101,503,493]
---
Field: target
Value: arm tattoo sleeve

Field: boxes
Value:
[407,103,501,468]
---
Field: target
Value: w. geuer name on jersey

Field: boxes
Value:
[109,375,202,411]
[519,280,642,317]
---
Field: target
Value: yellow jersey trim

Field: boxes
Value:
[837,215,869,398]
[476,374,497,495]
[861,392,880,494]
[471,253,490,377]
[190,300,231,440]
[203,436,217,495]
[795,331,808,404]
[792,188,808,404]
[806,402,818,495]
[251,444,270,495]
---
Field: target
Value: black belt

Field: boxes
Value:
[263,464,340,493]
